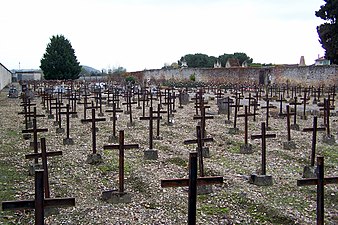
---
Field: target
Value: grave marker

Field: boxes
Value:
[250,122,276,186]
[302,116,326,178]
[161,152,223,225]
[102,130,139,203]
[2,170,75,225]
[297,156,338,225]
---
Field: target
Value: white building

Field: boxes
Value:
[12,69,42,81]
[0,63,12,91]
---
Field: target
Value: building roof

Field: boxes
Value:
[0,63,13,74]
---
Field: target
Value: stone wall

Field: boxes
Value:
[130,65,338,86]
[0,63,12,90]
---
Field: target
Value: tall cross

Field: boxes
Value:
[140,106,161,150]
[302,116,326,166]
[103,130,139,193]
[251,122,276,175]
[297,156,338,225]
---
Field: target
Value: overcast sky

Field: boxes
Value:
[1,0,325,72]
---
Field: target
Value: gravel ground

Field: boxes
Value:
[0,84,337,225]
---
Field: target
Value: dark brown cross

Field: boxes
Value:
[193,106,213,139]
[122,91,137,126]
[238,106,257,146]
[161,152,223,225]
[106,102,123,141]
[153,104,167,139]
[140,106,161,150]
[184,126,213,177]
[300,88,310,119]
[22,115,48,164]
[261,99,277,130]
[50,98,65,126]
[81,108,106,154]
[302,116,326,166]
[251,122,276,175]
[222,96,234,122]
[297,156,338,225]
[289,96,302,130]
[283,105,295,142]
[319,98,334,136]
[2,169,75,225]
[228,95,243,130]
[19,98,37,129]
[103,130,139,193]
[25,138,62,198]
[276,94,287,117]
[59,104,77,144]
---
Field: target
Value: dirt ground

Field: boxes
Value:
[0,84,337,225]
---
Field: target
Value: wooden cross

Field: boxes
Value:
[2,169,75,225]
[297,156,338,225]
[106,102,123,141]
[19,98,37,128]
[302,116,326,167]
[276,94,287,117]
[289,96,302,130]
[161,152,223,225]
[228,95,243,130]
[300,88,310,119]
[103,130,139,193]
[59,104,77,143]
[25,138,62,198]
[319,98,334,136]
[140,106,162,149]
[222,96,234,122]
[251,122,276,175]
[122,91,137,126]
[261,98,276,130]
[81,108,106,154]
[153,104,167,139]
[22,115,48,164]
[238,106,257,146]
[184,126,213,177]
[193,106,213,139]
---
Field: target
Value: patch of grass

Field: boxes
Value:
[6,129,19,138]
[167,157,187,167]
[199,205,229,215]
[224,139,244,154]
[318,144,338,167]
[128,173,150,196]
[227,192,296,224]
[98,154,132,175]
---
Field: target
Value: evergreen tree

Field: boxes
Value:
[316,0,338,64]
[40,35,81,80]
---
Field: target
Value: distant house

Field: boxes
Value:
[0,63,12,90]
[214,60,221,68]
[315,56,330,66]
[12,69,42,82]
[225,58,240,68]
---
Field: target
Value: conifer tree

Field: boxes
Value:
[40,35,81,80]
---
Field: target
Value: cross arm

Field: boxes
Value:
[184,138,213,145]
[302,127,326,132]
[22,128,48,133]
[297,177,338,186]
[2,200,34,210]
[44,197,75,208]
[251,134,276,140]
[103,144,139,150]
[25,151,63,159]
[161,176,224,188]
